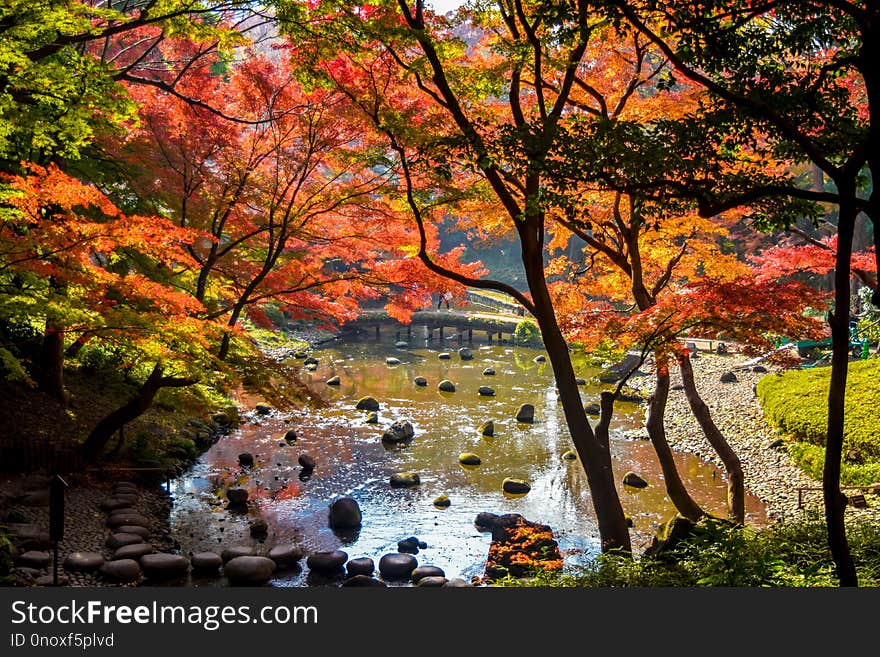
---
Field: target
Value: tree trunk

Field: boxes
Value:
[825,191,858,586]
[521,235,631,554]
[646,366,706,521]
[81,363,198,461]
[40,317,68,406]
[678,354,745,524]
[64,332,92,359]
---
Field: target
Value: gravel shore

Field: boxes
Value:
[623,351,880,524]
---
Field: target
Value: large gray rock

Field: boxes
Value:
[390,472,421,488]
[459,347,473,360]
[224,556,276,586]
[191,552,223,574]
[63,552,104,572]
[381,420,415,445]
[113,544,154,561]
[100,559,141,583]
[139,553,189,580]
[345,557,375,577]
[105,533,145,550]
[515,404,535,423]
[267,545,303,568]
[356,396,380,411]
[378,553,418,580]
[329,497,362,529]
[438,379,456,392]
[306,550,348,574]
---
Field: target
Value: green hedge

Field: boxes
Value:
[756,358,880,485]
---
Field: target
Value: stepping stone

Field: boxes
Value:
[221,546,256,563]
[329,497,362,529]
[107,513,151,529]
[482,368,496,376]
[433,495,451,508]
[378,553,418,580]
[139,553,189,580]
[64,552,105,572]
[306,550,348,575]
[112,543,154,561]
[224,556,276,586]
[255,403,273,415]
[444,578,473,587]
[478,386,495,396]
[458,453,481,466]
[413,376,428,387]
[116,525,150,539]
[20,491,50,506]
[515,404,534,423]
[100,498,134,512]
[395,341,410,348]
[341,575,386,587]
[411,566,445,583]
[100,559,142,583]
[345,557,375,577]
[502,478,531,495]
[438,353,451,360]
[575,378,587,385]
[479,420,495,437]
[16,551,50,568]
[284,430,298,443]
[365,412,379,424]
[191,552,223,575]
[36,574,68,587]
[398,537,419,554]
[298,454,316,471]
[534,355,546,363]
[303,357,318,366]
[458,347,473,360]
[106,533,145,549]
[562,450,578,461]
[385,357,401,366]
[417,576,448,587]
[438,380,456,392]
[226,488,248,506]
[622,472,649,488]
[267,545,303,568]
[238,452,255,467]
[249,519,268,537]
[326,376,341,386]
[356,396,380,411]
[390,472,421,488]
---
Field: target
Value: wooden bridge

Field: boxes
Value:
[342,308,529,345]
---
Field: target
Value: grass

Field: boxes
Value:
[493,515,880,587]
[756,357,880,485]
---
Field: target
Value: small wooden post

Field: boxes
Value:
[375,325,380,340]
[468,328,473,344]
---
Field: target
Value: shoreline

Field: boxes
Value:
[623,351,880,525]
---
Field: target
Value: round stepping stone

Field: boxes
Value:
[113,543,154,561]
[482,368,496,376]
[379,553,418,580]
[267,545,303,568]
[479,420,495,437]
[433,495,451,508]
[458,347,473,360]
[100,498,134,512]
[417,576,448,587]
[224,556,276,586]
[502,478,531,495]
[191,552,223,574]
[306,550,348,574]
[326,375,341,385]
[255,403,273,414]
[64,552,104,572]
[478,386,495,396]
[226,488,248,506]
[238,452,255,467]
[298,454,316,471]
[106,533,145,549]
[515,403,535,423]
[444,578,473,587]
[438,353,451,360]
[575,378,587,385]
[345,557,375,577]
[16,551,50,568]
[356,396,380,411]
[534,355,546,363]
[438,379,456,392]
[366,412,379,424]
[562,450,578,461]
[395,341,409,348]
[100,559,142,583]
[284,429,298,443]
[385,357,401,366]
[411,566,445,583]
[107,513,150,529]
[413,377,428,387]
[221,546,256,563]
[116,525,150,539]
[623,471,649,488]
[397,537,419,554]
[458,453,482,466]
[139,553,189,580]
[390,472,421,488]
[329,497,362,529]
[341,575,386,587]
[36,574,68,587]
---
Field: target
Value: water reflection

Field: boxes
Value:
[169,336,766,586]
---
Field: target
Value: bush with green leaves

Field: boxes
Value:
[756,358,880,485]
[493,516,880,587]
[513,319,542,346]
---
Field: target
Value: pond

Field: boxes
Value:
[168,334,766,585]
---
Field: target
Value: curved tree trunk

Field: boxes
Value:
[678,354,745,524]
[522,239,632,554]
[645,366,707,521]
[81,363,198,461]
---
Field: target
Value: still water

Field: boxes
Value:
[169,336,766,585]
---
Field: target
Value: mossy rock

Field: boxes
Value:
[433,494,451,508]
[390,472,421,488]
[356,396,380,411]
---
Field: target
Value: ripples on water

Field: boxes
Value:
[169,336,765,586]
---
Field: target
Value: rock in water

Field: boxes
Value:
[562,450,577,461]
[226,488,248,506]
[584,403,601,417]
[284,429,297,443]
[390,472,421,488]
[484,516,562,580]
[224,556,276,586]
[345,557,375,577]
[433,494,451,508]
[459,347,473,360]
[139,554,189,581]
[622,471,649,488]
[267,545,303,569]
[255,403,272,415]
[381,420,415,444]
[411,566,445,583]
[479,420,495,437]
[515,404,534,423]
[533,355,546,363]
[365,411,379,424]
[413,376,428,387]
[386,357,401,366]
[395,341,409,348]
[438,379,456,392]
[191,552,223,574]
[326,375,341,386]
[458,453,482,466]
[438,353,451,360]
[356,396,380,411]
[306,550,348,575]
[482,368,496,376]
[378,553,418,580]
[298,454,316,471]
[328,497,362,529]
[478,386,495,396]
[502,478,531,495]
